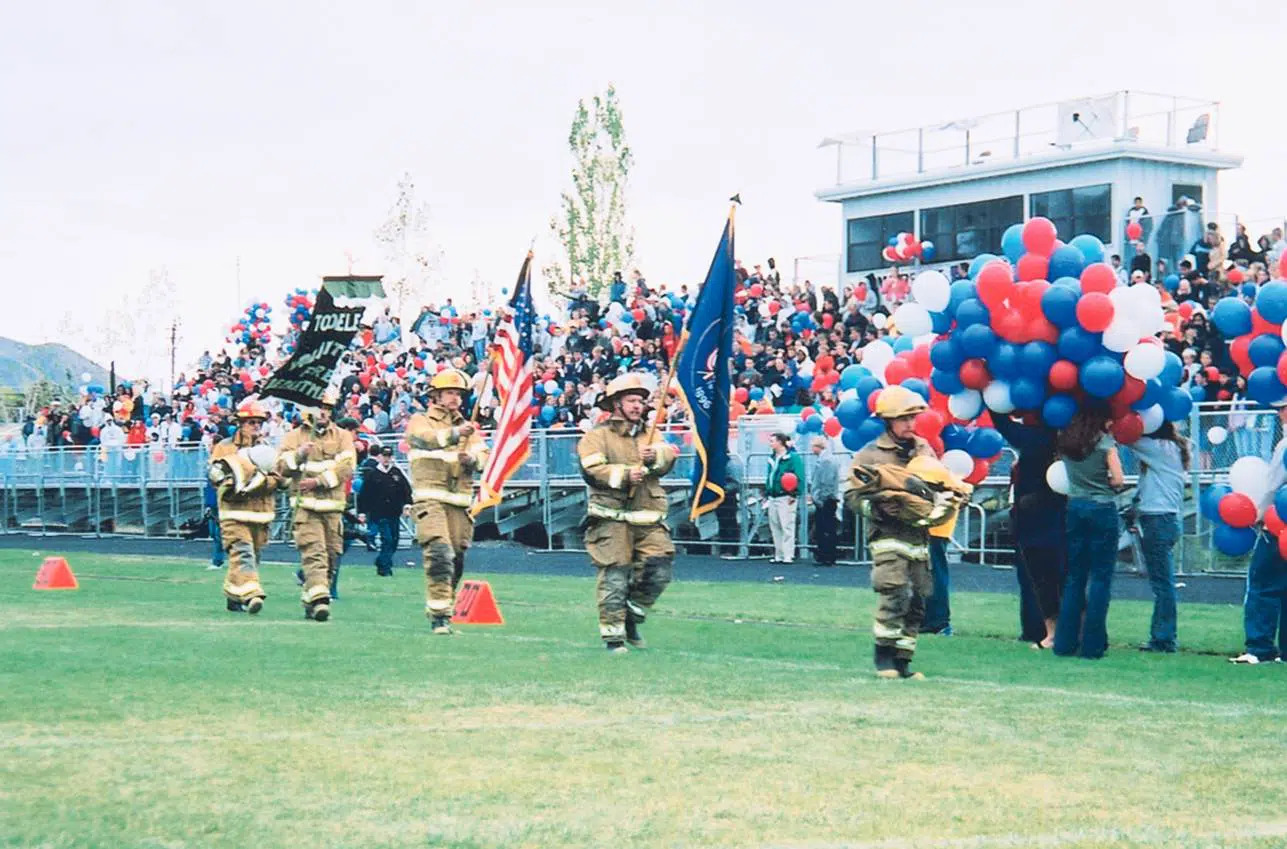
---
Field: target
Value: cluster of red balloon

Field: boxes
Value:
[1203,456,1283,556]
[881,232,935,264]
[1209,279,1287,405]
[925,217,1188,444]
[228,302,273,348]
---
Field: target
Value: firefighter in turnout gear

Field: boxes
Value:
[276,390,356,621]
[405,368,488,634]
[208,400,282,614]
[845,385,970,679]
[576,374,678,652]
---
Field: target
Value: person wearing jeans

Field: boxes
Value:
[1053,405,1124,660]
[1130,424,1190,653]
[204,481,225,571]
[356,445,413,577]
[1232,396,1287,664]
[922,462,970,636]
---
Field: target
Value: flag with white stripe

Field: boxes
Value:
[470,253,535,517]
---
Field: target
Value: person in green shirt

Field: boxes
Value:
[765,432,805,564]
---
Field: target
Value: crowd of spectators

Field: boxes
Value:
[9,209,1287,462]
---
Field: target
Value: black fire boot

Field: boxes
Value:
[874,644,900,679]
[625,614,646,649]
[894,656,925,680]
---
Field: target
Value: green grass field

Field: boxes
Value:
[2,548,1284,849]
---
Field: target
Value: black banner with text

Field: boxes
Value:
[261,276,385,407]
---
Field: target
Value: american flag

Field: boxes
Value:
[470,253,535,517]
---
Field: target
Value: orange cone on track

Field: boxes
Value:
[453,580,504,625]
[34,557,79,590]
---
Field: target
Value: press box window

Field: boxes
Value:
[919,196,1023,264]
[1029,183,1112,243]
[846,211,914,273]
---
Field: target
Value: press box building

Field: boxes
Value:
[815,91,1241,302]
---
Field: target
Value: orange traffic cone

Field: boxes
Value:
[34,557,79,590]
[453,580,504,625]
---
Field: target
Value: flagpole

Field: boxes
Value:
[646,199,736,443]
[646,330,689,442]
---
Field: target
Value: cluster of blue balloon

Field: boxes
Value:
[831,363,931,448]
[229,302,273,349]
[1206,280,1287,405]
[535,376,565,424]
[919,217,1182,444]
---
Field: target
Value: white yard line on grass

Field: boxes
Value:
[760,820,1287,849]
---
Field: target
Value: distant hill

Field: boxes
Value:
[0,337,110,391]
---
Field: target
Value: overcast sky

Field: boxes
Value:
[2,0,1284,380]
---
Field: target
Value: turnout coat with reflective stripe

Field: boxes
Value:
[405,406,488,507]
[845,433,936,551]
[210,436,278,524]
[577,416,677,525]
[276,423,356,512]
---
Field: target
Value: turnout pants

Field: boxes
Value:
[414,500,473,618]
[221,521,268,603]
[585,520,675,643]
[869,538,932,660]
[295,510,342,608]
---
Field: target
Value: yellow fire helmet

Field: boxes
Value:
[597,373,652,411]
[235,399,267,421]
[907,455,955,487]
[874,384,928,420]
[429,368,470,393]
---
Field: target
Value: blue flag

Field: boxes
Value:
[675,208,736,520]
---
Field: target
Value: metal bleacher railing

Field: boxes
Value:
[0,404,1270,576]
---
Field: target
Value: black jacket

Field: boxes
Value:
[357,462,413,519]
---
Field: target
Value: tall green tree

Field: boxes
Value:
[544,86,635,298]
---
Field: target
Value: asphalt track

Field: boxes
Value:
[0,534,1245,605]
